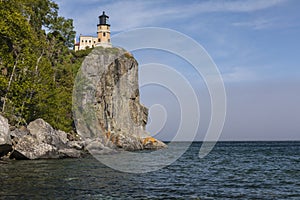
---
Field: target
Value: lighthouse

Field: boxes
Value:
[96,11,112,48]
[74,11,112,51]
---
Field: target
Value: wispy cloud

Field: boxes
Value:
[232,18,278,30]
[106,0,287,31]
[191,0,286,13]
[54,0,295,84]
[55,0,287,33]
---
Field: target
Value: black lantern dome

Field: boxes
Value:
[98,11,110,26]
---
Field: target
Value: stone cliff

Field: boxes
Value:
[74,47,166,151]
[0,47,166,160]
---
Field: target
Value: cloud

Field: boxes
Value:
[232,18,278,30]
[55,0,287,34]
[106,0,287,31]
[192,0,286,13]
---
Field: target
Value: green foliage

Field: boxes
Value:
[0,0,89,132]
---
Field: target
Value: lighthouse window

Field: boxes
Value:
[103,32,106,37]
[98,38,101,42]
[82,40,84,43]
[89,40,91,43]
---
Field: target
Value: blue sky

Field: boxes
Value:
[55,0,300,141]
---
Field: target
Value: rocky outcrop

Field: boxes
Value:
[0,115,83,160]
[74,47,166,151]
[10,119,82,159]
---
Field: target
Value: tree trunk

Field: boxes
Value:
[2,56,18,112]
[20,50,44,120]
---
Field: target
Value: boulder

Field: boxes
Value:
[10,126,29,144]
[58,148,81,158]
[11,119,82,159]
[56,130,69,145]
[12,135,59,160]
[0,115,12,157]
[0,115,11,145]
[85,138,115,155]
[27,119,66,148]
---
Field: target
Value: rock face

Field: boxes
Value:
[0,115,12,157]
[74,47,166,151]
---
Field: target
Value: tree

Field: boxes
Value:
[0,0,82,132]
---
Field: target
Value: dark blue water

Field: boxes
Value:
[1,142,299,199]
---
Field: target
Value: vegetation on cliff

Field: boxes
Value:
[0,0,91,132]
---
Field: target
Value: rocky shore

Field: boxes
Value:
[0,115,83,160]
[0,115,165,160]
[0,47,166,160]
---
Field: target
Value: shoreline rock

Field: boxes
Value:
[0,115,12,158]
[0,117,83,160]
[0,114,166,160]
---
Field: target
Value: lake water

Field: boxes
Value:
[1,142,299,199]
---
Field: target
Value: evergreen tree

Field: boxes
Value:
[0,0,90,132]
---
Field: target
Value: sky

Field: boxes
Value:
[55,0,300,141]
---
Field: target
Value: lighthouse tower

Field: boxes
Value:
[74,11,112,51]
[96,11,112,48]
